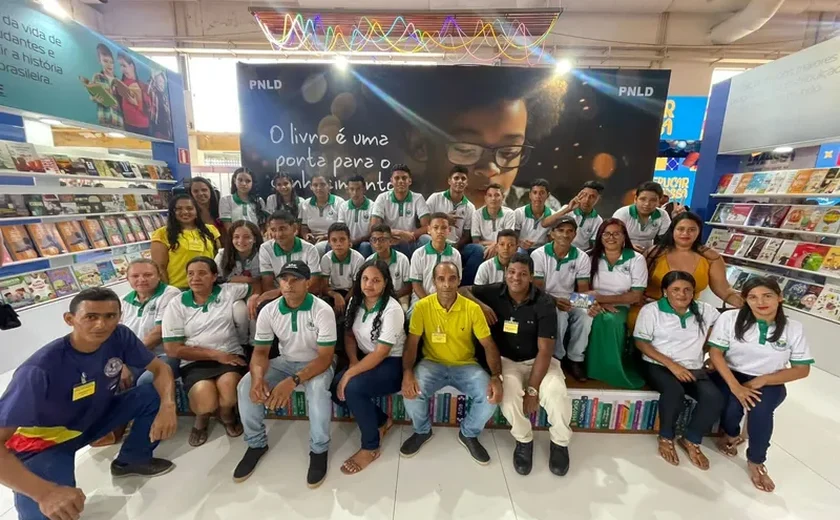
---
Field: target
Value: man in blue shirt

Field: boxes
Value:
[0,288,178,520]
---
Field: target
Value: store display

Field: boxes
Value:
[81,220,109,249]
[116,217,136,242]
[111,256,130,278]
[813,286,840,321]
[55,221,90,252]
[0,195,28,218]
[100,217,125,246]
[126,216,147,241]
[46,267,80,297]
[0,276,35,309]
[25,223,68,257]
[756,238,785,263]
[705,229,730,252]
[95,260,119,284]
[23,272,57,302]
[1,225,37,261]
[72,263,103,290]
[786,244,829,271]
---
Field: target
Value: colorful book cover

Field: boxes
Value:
[789,169,814,193]
[24,271,56,302]
[93,159,112,178]
[817,208,840,234]
[41,195,62,215]
[705,229,730,252]
[145,165,160,179]
[786,243,830,271]
[6,142,44,172]
[723,234,746,255]
[105,160,123,177]
[812,286,840,321]
[732,271,752,291]
[151,214,165,229]
[0,142,15,169]
[725,266,744,285]
[130,163,144,179]
[126,216,147,241]
[733,235,756,257]
[765,274,789,293]
[101,217,125,246]
[723,174,741,194]
[1,225,38,261]
[799,208,826,232]
[783,282,822,311]
[139,215,157,235]
[72,263,103,290]
[725,204,752,225]
[767,205,791,228]
[745,206,773,227]
[28,223,68,257]
[46,267,79,297]
[116,217,136,242]
[781,207,811,230]
[733,173,753,194]
[0,195,27,218]
[81,158,98,176]
[140,249,152,260]
[765,170,792,194]
[0,276,35,309]
[1,241,11,264]
[124,195,140,212]
[101,195,124,213]
[715,174,734,194]
[55,221,89,252]
[710,204,731,224]
[773,240,798,266]
[804,169,829,194]
[744,237,768,260]
[23,195,46,216]
[95,260,119,284]
[818,247,840,275]
[756,238,785,263]
[58,195,79,214]
[744,173,766,194]
[81,220,109,249]
[41,157,60,175]
[819,168,840,193]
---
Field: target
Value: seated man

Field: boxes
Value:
[612,181,671,251]
[513,178,555,254]
[471,183,516,259]
[530,217,593,382]
[400,262,503,464]
[367,223,412,301]
[409,213,462,304]
[235,261,336,488]
[337,175,374,258]
[474,229,518,286]
[319,222,366,316]
[370,164,431,258]
[464,253,572,476]
[0,288,177,520]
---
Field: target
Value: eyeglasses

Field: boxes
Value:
[370,236,391,243]
[447,142,533,170]
[602,232,624,239]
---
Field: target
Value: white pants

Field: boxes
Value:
[232,300,255,345]
[556,307,593,362]
[500,356,572,446]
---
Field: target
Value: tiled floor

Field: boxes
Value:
[1,367,839,520]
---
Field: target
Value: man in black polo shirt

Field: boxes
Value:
[463,252,572,476]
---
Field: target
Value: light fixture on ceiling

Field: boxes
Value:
[554,58,573,76]
[773,146,794,153]
[40,0,70,20]
[106,132,126,139]
[334,55,349,71]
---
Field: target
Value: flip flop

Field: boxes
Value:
[748,462,775,493]
[657,437,679,466]
[189,427,209,447]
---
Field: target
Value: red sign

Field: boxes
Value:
[178,148,190,165]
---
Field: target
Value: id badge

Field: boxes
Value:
[72,381,96,401]
[503,320,519,334]
[431,332,447,344]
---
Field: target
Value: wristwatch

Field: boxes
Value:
[292,374,301,385]
[526,386,539,397]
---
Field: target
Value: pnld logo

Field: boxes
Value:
[250,80,282,90]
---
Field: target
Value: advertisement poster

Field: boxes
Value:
[238,64,670,214]
[660,96,708,141]
[0,0,173,140]
[653,159,696,204]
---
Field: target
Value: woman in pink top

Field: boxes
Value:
[116,53,150,135]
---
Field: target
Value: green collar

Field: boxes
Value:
[601,249,636,271]
[545,243,579,269]
[278,293,315,314]
[331,251,352,265]
[389,190,413,203]
[658,298,691,328]
[524,204,551,220]
[482,206,503,220]
[424,242,454,256]
[232,192,251,206]
[373,251,397,265]
[757,319,769,344]
[574,207,598,219]
[493,256,507,271]
[273,237,303,257]
[443,189,468,206]
[362,298,385,322]
[181,285,222,312]
[123,282,167,315]
[348,197,371,210]
[309,194,336,206]
[628,205,661,222]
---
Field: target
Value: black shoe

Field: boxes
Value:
[400,431,433,458]
[458,432,490,465]
[569,360,588,382]
[549,442,570,476]
[110,458,174,478]
[233,446,268,483]
[307,451,328,488]
[513,441,534,475]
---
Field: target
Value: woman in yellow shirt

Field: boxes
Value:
[151,194,221,289]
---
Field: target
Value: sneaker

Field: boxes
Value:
[568,361,588,382]
[513,441,534,475]
[110,458,174,478]
[307,451,328,488]
[233,446,268,483]
[549,442,570,476]
[400,431,433,458]
[458,432,490,465]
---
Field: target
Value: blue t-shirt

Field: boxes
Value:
[0,325,154,458]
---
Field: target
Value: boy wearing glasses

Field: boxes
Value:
[366,224,412,300]
[370,165,431,258]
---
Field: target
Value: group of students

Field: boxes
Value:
[0,168,816,520]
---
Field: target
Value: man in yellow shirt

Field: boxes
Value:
[401,262,503,464]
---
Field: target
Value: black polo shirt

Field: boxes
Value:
[471,283,557,362]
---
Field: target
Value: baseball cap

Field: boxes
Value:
[278,260,311,280]
[551,216,578,231]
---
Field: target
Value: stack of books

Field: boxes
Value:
[715,168,840,195]
[0,193,169,220]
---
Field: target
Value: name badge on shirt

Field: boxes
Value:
[503,320,519,334]
[72,381,96,401]
[431,332,447,344]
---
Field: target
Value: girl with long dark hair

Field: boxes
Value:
[708,277,813,493]
[300,174,345,255]
[216,220,264,346]
[219,168,266,232]
[265,171,303,220]
[189,177,222,230]
[634,271,723,469]
[331,260,404,475]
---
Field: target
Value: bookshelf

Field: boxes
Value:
[1,209,166,224]
[711,192,840,199]
[0,169,177,185]
[4,240,151,268]
[706,222,840,240]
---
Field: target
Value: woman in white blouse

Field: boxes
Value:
[708,276,814,493]
[219,168,266,232]
[265,171,304,220]
[332,259,405,475]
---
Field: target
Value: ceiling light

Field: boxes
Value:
[106,132,126,139]
[40,118,64,126]
[554,58,573,76]
[773,146,793,153]
[40,0,69,20]
[334,55,349,71]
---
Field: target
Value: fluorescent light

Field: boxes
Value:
[334,55,349,71]
[40,118,65,126]
[555,58,573,76]
[773,146,794,153]
[106,132,126,139]
[40,0,69,20]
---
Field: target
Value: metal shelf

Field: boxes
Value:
[0,209,166,224]
[0,169,176,184]
[706,221,840,240]
[710,192,840,199]
[720,253,840,281]
[4,240,151,268]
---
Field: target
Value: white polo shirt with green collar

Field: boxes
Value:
[319,249,366,291]
[471,206,515,242]
[531,244,591,300]
[426,190,475,243]
[367,250,411,292]
[121,282,182,355]
[219,193,265,225]
[558,206,603,250]
[253,293,337,362]
[612,204,671,249]
[634,299,720,370]
[338,197,374,242]
[300,194,345,235]
[514,204,553,246]
[591,248,648,300]
[474,256,507,286]
[409,242,462,295]
[349,296,406,357]
[161,283,251,366]
[259,237,321,279]
[371,190,430,232]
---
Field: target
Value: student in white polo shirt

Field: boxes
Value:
[708,277,813,493]
[337,175,374,258]
[409,213,462,304]
[471,183,515,259]
[551,180,605,251]
[265,172,304,221]
[586,218,648,389]
[367,223,412,300]
[531,217,593,382]
[370,164,431,259]
[514,178,554,253]
[300,174,345,256]
[474,229,518,286]
[612,181,671,251]
[235,261,337,488]
[319,222,365,315]
[219,168,266,232]
[633,271,722,470]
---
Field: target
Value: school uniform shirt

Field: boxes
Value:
[531,244,591,300]
[214,248,261,282]
[300,194,345,235]
[474,257,507,286]
[0,325,154,459]
[612,205,671,249]
[591,249,648,300]
[367,250,411,292]
[707,309,814,376]
[265,194,304,218]
[371,190,430,232]
[409,294,491,366]
[150,225,221,290]
[633,299,720,370]
[253,293,337,363]
[337,197,374,243]
[471,206,515,242]
[349,296,406,357]
[409,242,463,296]
[426,190,476,243]
[319,249,366,291]
[161,283,251,367]
[259,237,321,278]
[558,206,603,250]
[219,194,265,225]
[120,282,181,355]
[514,204,553,246]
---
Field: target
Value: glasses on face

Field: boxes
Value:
[370,236,391,243]
[602,232,623,239]
[447,142,533,170]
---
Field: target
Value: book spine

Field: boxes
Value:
[570,398,581,428]
[589,398,600,429]
[603,403,613,430]
[456,395,466,424]
[632,401,642,430]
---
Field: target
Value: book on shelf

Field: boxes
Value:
[116,217,136,242]
[93,159,111,178]
[124,195,140,212]
[104,160,122,177]
[764,205,791,228]
[41,157,60,175]
[818,168,840,193]
[58,194,79,215]
[100,217,125,246]
[733,235,756,257]
[24,272,57,303]
[818,247,840,275]
[715,174,734,194]
[55,221,90,252]
[745,173,766,194]
[725,265,742,285]
[52,155,73,175]
[725,204,752,225]
[126,216,147,241]
[140,249,152,260]
[724,174,742,195]
[26,223,68,257]
[764,171,786,194]
[81,158,98,176]
[744,237,768,260]
[773,240,798,266]
[0,195,28,218]
[723,233,746,255]
[129,163,144,179]
[95,260,119,284]
[0,276,36,309]
[138,215,157,235]
[6,142,44,172]
[151,214,165,229]
[1,225,38,261]
[710,204,730,223]
[706,229,731,253]
[1,242,11,264]
[798,207,826,232]
[812,286,840,321]
[745,206,773,227]
[733,173,753,194]
[786,243,830,271]
[101,194,126,213]
[781,207,812,230]
[756,238,785,263]
[732,270,753,291]
[145,165,160,180]
[804,169,828,193]
[783,281,823,311]
[46,267,80,297]
[111,256,130,279]
[764,273,790,292]
[789,170,813,193]
[41,195,62,216]
[817,208,840,234]
[72,263,103,290]
[0,142,15,170]
[81,220,110,249]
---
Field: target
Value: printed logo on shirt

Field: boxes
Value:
[405,208,413,217]
[770,338,789,351]
[306,320,317,331]
[104,357,124,378]
[362,212,369,219]
[618,264,630,274]
[327,208,336,217]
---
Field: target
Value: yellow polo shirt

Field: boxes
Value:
[409,294,491,366]
[151,225,220,289]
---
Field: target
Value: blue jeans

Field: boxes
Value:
[460,243,484,286]
[355,242,374,258]
[136,354,181,386]
[392,234,431,259]
[331,357,403,450]
[555,308,593,362]
[14,385,162,520]
[237,356,335,454]
[403,360,497,438]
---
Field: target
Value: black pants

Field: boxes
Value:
[643,362,724,443]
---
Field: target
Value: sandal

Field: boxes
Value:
[677,438,710,470]
[715,435,744,457]
[748,462,775,493]
[189,427,209,447]
[657,437,679,466]
[378,418,394,442]
[340,449,381,475]
[222,419,243,438]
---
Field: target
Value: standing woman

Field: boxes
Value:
[633,271,723,469]
[265,172,304,221]
[216,220,264,347]
[219,168,266,232]
[190,177,222,231]
[586,218,648,389]
[151,194,221,290]
[332,260,404,475]
[708,277,813,493]
[162,257,252,447]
